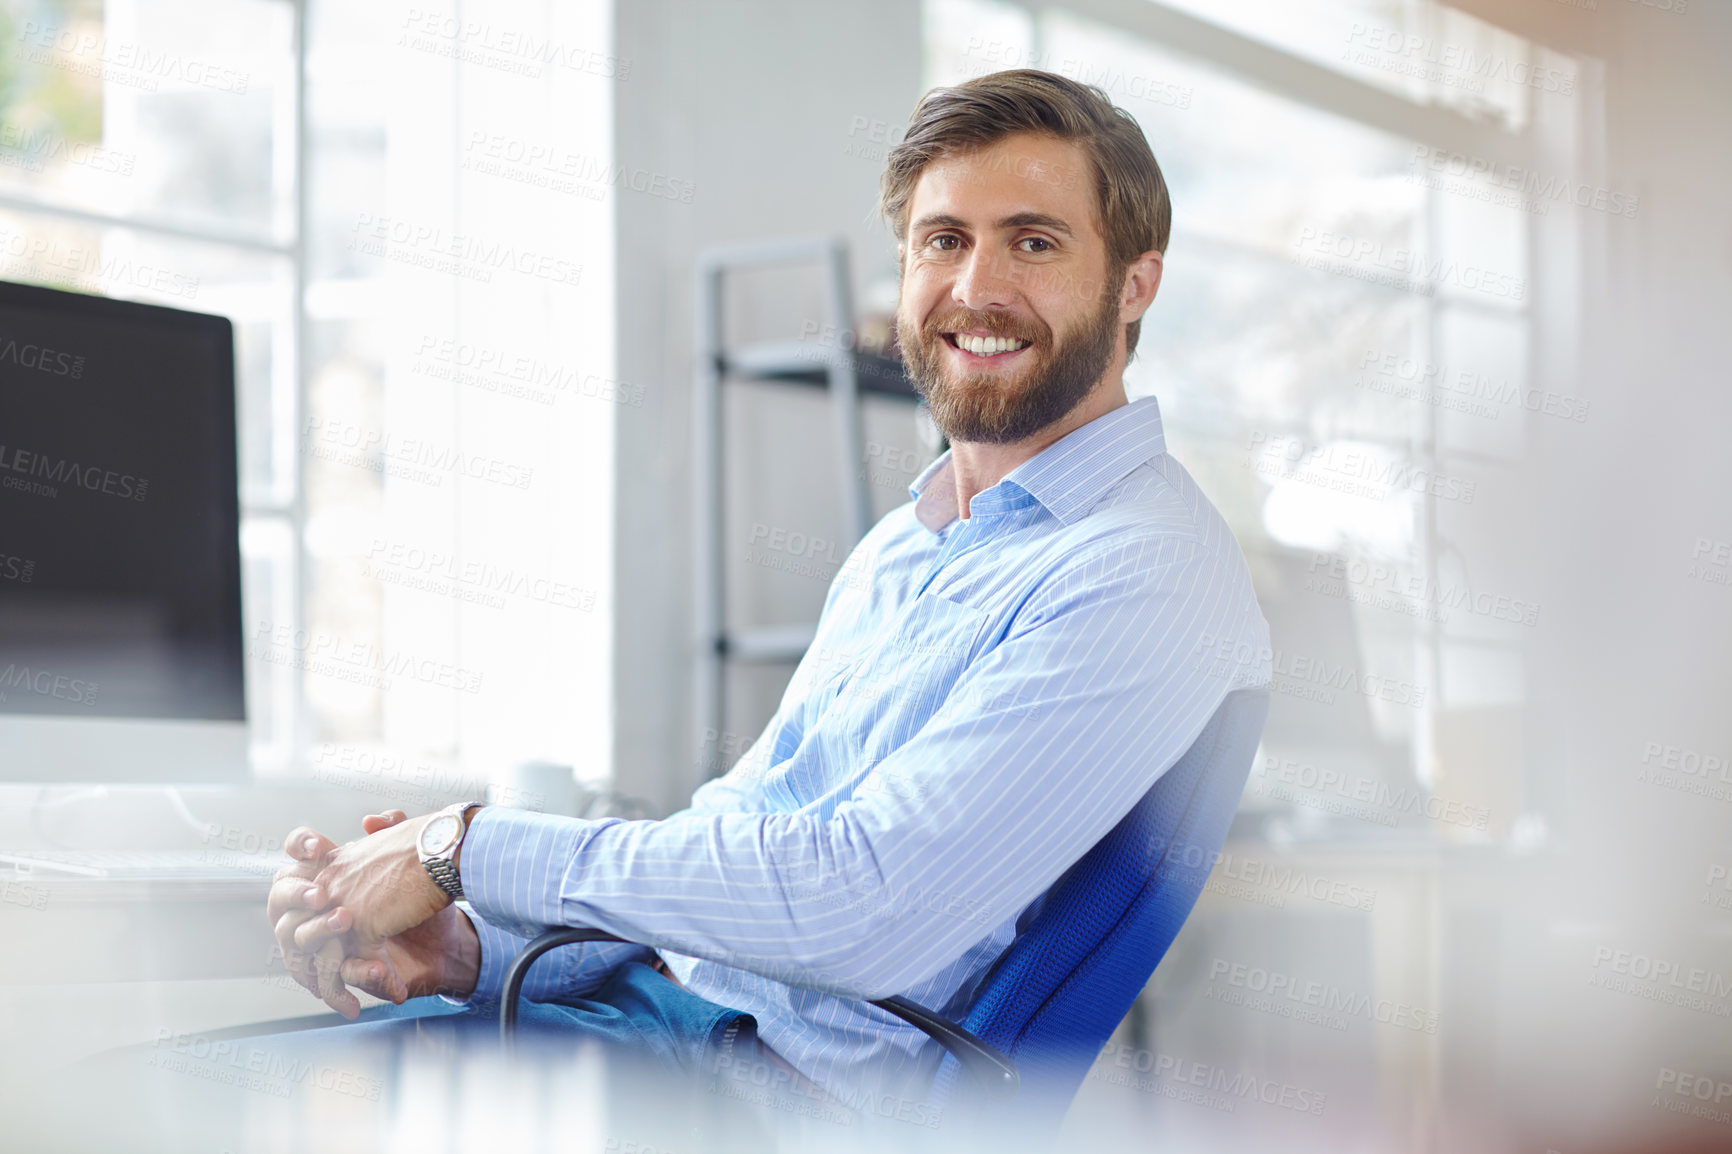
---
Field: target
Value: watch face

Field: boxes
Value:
[419,813,461,856]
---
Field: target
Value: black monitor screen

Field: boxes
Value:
[0,281,244,721]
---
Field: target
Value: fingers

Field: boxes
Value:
[267,874,329,998]
[341,950,409,1005]
[269,869,332,1001]
[312,939,360,1020]
[272,904,328,996]
[360,809,409,836]
[282,946,320,998]
[267,846,322,910]
[293,904,352,953]
[268,824,348,1012]
[266,872,327,925]
[284,826,338,864]
[269,852,320,886]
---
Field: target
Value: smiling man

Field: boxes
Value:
[893,122,1150,457]
[267,69,1271,1125]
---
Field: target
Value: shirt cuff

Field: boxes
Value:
[457,804,606,941]
[437,901,529,1009]
[439,901,656,1010]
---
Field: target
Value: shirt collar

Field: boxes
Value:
[908,395,1169,533]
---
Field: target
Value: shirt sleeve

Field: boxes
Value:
[458,532,1269,1000]
[442,662,818,1008]
[436,900,654,1009]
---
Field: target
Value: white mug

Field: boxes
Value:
[487,760,584,816]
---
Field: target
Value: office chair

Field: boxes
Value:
[502,685,1271,1143]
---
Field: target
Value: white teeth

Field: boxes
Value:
[955,334,1030,356]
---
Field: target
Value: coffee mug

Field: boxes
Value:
[487,759,586,816]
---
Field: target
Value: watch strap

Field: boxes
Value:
[424,854,465,901]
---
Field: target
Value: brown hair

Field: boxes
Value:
[879,68,1171,358]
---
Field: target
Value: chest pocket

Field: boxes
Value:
[820,593,992,762]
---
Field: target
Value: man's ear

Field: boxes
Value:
[1118,249,1164,324]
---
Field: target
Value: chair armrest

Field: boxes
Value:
[500,928,1019,1097]
[870,993,1018,1096]
[500,927,631,1040]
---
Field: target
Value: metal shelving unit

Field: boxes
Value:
[692,235,921,786]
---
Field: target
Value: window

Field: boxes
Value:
[1,0,617,782]
[925,0,1579,842]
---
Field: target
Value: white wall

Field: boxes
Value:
[611,0,927,812]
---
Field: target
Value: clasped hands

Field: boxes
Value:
[267,809,480,1019]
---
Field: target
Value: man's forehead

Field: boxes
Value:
[906,134,1095,234]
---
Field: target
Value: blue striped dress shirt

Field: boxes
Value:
[449,393,1271,1109]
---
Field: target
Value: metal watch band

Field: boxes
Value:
[424,855,465,901]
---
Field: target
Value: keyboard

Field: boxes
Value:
[0,848,283,880]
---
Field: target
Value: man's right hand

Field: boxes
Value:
[267,826,353,1014]
[336,900,481,1005]
[268,811,481,1018]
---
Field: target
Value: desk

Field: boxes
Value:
[0,779,441,984]
[0,868,368,1135]
[0,871,275,984]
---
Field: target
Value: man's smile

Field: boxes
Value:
[941,330,1035,364]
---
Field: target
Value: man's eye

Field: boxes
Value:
[931,235,961,251]
[1020,237,1053,253]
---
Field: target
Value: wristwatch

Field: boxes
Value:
[418,801,483,901]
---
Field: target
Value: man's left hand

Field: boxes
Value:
[292,809,454,956]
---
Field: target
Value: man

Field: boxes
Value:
[269,67,1271,1119]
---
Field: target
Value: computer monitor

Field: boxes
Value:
[0,280,247,782]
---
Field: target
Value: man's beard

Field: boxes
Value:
[895,279,1122,445]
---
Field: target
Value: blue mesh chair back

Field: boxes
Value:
[930,685,1270,1134]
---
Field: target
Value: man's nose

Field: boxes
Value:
[951,248,1018,311]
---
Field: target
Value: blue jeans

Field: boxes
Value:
[296,957,761,1082]
[226,949,769,1095]
[57,959,795,1153]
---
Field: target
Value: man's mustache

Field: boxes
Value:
[919,312,1048,346]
